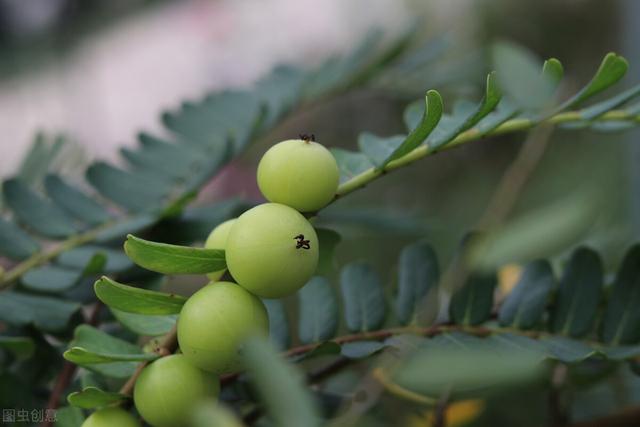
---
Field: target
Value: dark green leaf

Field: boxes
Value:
[330,148,374,184]
[67,386,127,409]
[395,242,439,325]
[0,292,80,332]
[95,214,156,243]
[0,336,35,359]
[498,260,554,329]
[18,133,66,186]
[86,162,166,212]
[298,277,339,344]
[263,299,290,350]
[44,175,111,225]
[122,134,203,180]
[542,336,597,363]
[449,273,497,326]
[316,228,341,275]
[3,178,77,238]
[94,276,187,315]
[55,406,85,427]
[242,336,320,427]
[21,265,82,293]
[602,245,640,345]
[66,325,141,378]
[57,245,132,273]
[111,309,177,336]
[485,333,547,357]
[340,262,385,332]
[124,234,225,274]
[357,133,405,168]
[0,217,39,259]
[381,90,443,167]
[64,346,158,364]
[341,341,385,359]
[601,344,640,361]
[550,247,603,337]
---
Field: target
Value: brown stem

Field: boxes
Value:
[41,302,103,427]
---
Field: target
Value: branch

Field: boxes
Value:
[332,109,640,201]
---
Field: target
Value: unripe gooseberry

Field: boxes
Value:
[133,354,219,427]
[204,219,236,280]
[226,203,319,298]
[257,138,340,212]
[177,281,269,373]
[81,407,140,427]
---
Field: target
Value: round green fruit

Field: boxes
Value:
[204,219,236,280]
[82,408,140,427]
[177,281,269,373]
[133,354,219,427]
[257,138,339,212]
[226,203,319,298]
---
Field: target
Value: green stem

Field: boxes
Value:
[334,110,640,199]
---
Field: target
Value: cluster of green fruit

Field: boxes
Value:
[82,137,340,427]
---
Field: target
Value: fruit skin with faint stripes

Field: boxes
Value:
[257,139,339,212]
[81,407,140,427]
[204,219,236,280]
[133,354,219,427]
[226,203,319,298]
[177,281,269,373]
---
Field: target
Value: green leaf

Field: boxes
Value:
[471,195,597,270]
[242,336,320,427]
[600,344,640,361]
[316,228,341,275]
[95,215,156,243]
[395,242,439,325]
[541,336,597,363]
[394,340,543,395]
[550,247,603,337]
[542,58,564,86]
[0,292,80,332]
[3,178,77,238]
[44,175,111,225]
[330,148,374,184]
[602,245,640,345]
[340,262,386,332]
[94,276,187,315]
[18,133,67,186]
[66,325,141,378]
[427,72,501,149]
[381,90,443,167]
[579,83,640,120]
[55,406,85,427]
[67,386,127,409]
[341,341,386,359]
[485,333,547,357]
[64,346,158,364]
[492,41,557,110]
[86,162,167,212]
[449,272,497,326]
[553,52,628,113]
[357,133,406,168]
[0,217,40,260]
[498,260,554,329]
[21,265,82,293]
[124,234,225,274]
[298,277,339,344]
[0,336,35,359]
[57,245,132,273]
[111,309,177,336]
[263,299,290,350]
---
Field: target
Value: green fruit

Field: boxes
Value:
[82,408,140,427]
[226,203,319,298]
[257,139,339,212]
[178,281,269,373]
[204,219,236,280]
[134,354,219,427]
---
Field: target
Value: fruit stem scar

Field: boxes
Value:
[299,133,315,143]
[294,234,311,250]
